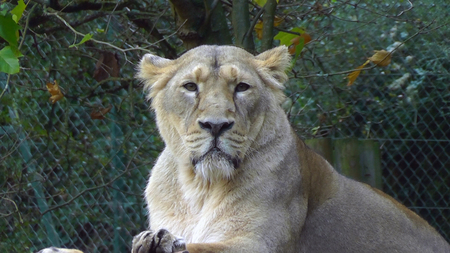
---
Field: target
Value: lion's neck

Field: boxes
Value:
[177,161,234,213]
[174,108,297,210]
[247,107,296,165]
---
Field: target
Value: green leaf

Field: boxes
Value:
[69,33,93,48]
[10,45,23,57]
[0,46,20,74]
[274,32,292,46]
[0,9,8,16]
[275,28,306,67]
[274,27,305,46]
[311,126,320,135]
[254,0,267,6]
[0,14,21,47]
[253,0,279,7]
[11,0,27,23]
[293,38,304,59]
[289,38,304,67]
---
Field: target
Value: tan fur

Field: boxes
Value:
[133,45,450,253]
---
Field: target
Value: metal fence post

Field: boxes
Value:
[8,106,60,246]
[110,105,129,253]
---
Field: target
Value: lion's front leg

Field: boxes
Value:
[132,229,187,253]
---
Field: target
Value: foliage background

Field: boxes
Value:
[0,0,449,252]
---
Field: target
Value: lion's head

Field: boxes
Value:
[138,45,291,182]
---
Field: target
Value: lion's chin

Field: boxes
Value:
[191,150,239,182]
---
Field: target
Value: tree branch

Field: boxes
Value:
[47,11,153,58]
[127,12,178,59]
[298,20,442,79]
[46,0,133,13]
[38,11,114,34]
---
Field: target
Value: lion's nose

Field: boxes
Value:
[199,120,234,138]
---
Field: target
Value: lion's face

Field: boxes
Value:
[138,46,290,182]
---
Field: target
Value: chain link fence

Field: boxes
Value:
[0,8,163,252]
[1,1,449,252]
[283,1,450,242]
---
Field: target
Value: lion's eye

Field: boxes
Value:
[183,82,198,92]
[235,82,250,93]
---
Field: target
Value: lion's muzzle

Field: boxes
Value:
[192,147,241,168]
[198,119,234,138]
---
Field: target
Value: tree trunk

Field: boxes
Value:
[232,0,255,51]
[261,0,277,51]
[169,0,231,49]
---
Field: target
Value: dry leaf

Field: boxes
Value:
[347,61,369,86]
[254,16,283,40]
[288,45,295,55]
[313,1,323,12]
[368,50,391,67]
[90,105,112,120]
[46,80,64,104]
[291,33,312,45]
[93,52,120,82]
[273,16,283,27]
[289,33,312,54]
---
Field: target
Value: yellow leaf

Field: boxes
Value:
[368,50,391,67]
[254,16,283,40]
[347,61,369,86]
[255,20,264,40]
[273,16,283,27]
[253,0,279,7]
[46,80,64,103]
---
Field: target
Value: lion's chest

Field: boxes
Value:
[148,193,227,244]
[146,153,242,243]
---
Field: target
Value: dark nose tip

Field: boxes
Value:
[199,120,234,137]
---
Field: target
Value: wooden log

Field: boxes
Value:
[333,138,361,181]
[359,140,382,189]
[305,138,382,189]
[304,138,334,165]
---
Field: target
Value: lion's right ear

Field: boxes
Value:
[137,54,175,99]
[254,46,291,89]
[253,46,291,104]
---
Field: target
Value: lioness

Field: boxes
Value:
[131,45,450,253]
[39,46,449,253]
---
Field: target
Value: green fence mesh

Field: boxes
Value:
[1,1,449,252]
[284,1,450,243]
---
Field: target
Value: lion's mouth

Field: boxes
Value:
[191,147,240,169]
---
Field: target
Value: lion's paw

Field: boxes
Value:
[132,229,187,253]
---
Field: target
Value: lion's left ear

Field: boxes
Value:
[254,46,291,89]
[137,54,176,99]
